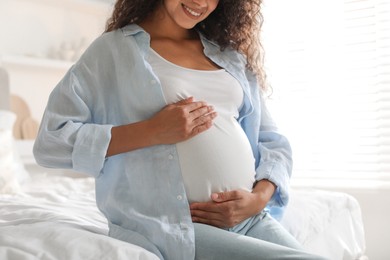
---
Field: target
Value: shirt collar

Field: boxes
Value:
[119,24,237,68]
[121,24,146,36]
[121,24,151,56]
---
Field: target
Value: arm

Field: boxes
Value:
[34,67,216,177]
[33,69,112,177]
[107,97,216,157]
[254,93,292,208]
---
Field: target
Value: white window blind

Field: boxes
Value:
[262,0,390,180]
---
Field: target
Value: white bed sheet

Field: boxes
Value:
[282,189,366,260]
[0,173,159,260]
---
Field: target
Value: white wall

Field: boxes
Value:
[0,0,111,58]
[0,0,112,122]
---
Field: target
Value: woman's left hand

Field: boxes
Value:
[189,180,276,228]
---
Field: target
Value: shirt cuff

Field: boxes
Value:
[255,161,290,207]
[72,124,112,177]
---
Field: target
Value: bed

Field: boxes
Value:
[0,70,367,260]
[0,117,369,260]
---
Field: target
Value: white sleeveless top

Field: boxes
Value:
[147,48,256,203]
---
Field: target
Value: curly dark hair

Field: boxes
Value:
[105,0,266,90]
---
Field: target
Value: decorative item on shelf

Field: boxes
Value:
[23,52,47,60]
[47,37,90,62]
[59,42,76,61]
[72,37,89,61]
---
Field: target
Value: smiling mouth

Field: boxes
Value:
[182,4,202,17]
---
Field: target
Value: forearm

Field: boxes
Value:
[106,120,157,157]
[252,179,277,211]
[106,98,216,157]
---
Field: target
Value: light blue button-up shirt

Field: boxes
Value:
[33,24,292,260]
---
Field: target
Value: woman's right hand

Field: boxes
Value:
[107,97,216,157]
[148,97,217,145]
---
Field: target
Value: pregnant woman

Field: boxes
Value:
[34,0,327,259]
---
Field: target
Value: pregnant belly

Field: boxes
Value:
[177,117,256,203]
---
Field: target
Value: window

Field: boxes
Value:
[262,0,390,180]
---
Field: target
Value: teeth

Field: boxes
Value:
[183,5,201,17]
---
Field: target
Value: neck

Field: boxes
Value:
[139,4,195,41]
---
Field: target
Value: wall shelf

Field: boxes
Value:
[1,55,73,72]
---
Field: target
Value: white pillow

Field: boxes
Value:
[0,110,30,194]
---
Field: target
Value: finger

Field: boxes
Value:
[191,216,227,229]
[190,120,213,137]
[183,101,209,113]
[189,105,214,120]
[190,206,227,227]
[190,202,220,213]
[192,111,217,126]
[175,96,194,105]
[211,190,242,203]
[190,209,222,220]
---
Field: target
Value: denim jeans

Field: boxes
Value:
[194,211,328,260]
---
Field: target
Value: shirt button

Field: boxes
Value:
[180,223,189,230]
[168,154,174,160]
[177,195,183,200]
[150,79,157,84]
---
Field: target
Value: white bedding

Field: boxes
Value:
[0,140,367,260]
[0,173,159,260]
[282,189,366,260]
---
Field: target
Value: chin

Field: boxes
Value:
[180,22,198,30]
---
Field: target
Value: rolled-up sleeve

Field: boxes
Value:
[33,68,113,177]
[255,94,293,208]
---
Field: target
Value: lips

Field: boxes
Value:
[182,3,202,18]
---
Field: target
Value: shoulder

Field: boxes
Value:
[74,24,148,64]
[72,26,146,75]
[80,29,138,61]
[202,39,248,74]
